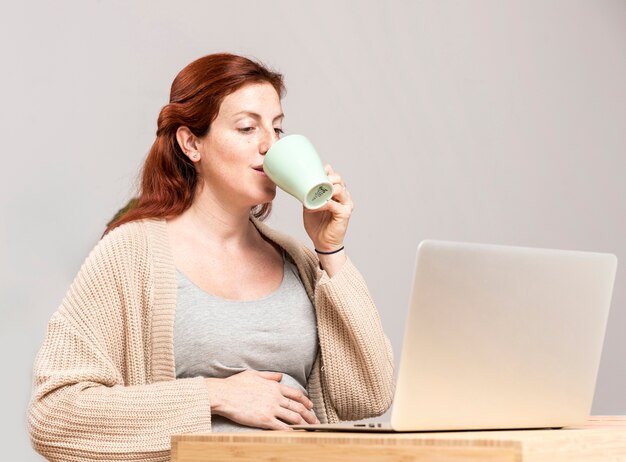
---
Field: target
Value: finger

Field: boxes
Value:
[297,408,319,425]
[302,199,332,213]
[280,386,314,409]
[282,397,308,414]
[302,199,332,214]
[276,407,307,425]
[324,164,334,176]
[282,401,318,425]
[278,400,318,425]
[303,409,320,424]
[332,185,354,210]
[327,173,344,186]
[256,371,283,382]
[331,182,347,200]
[302,199,334,214]
[265,418,293,431]
[303,205,321,214]
[321,196,352,216]
[303,188,352,214]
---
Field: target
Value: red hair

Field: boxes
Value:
[105,53,285,234]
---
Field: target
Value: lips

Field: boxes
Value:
[252,165,265,172]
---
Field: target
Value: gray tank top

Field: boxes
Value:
[173,258,318,432]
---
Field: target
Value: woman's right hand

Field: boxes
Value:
[205,370,320,430]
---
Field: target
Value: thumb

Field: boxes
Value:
[303,203,328,214]
[257,371,283,382]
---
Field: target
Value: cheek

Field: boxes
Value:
[220,133,254,158]
[205,135,254,177]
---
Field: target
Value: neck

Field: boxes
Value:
[181,183,258,250]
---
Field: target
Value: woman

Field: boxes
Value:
[28,53,394,461]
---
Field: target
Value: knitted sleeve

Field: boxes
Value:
[311,253,395,422]
[27,222,212,461]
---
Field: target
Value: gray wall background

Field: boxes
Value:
[2,0,625,459]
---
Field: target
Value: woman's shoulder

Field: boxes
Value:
[102,218,166,245]
[90,218,168,268]
[100,219,148,250]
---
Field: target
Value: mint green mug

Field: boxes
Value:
[263,134,333,209]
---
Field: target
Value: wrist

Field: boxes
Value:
[314,245,345,255]
[316,248,347,277]
[204,377,226,414]
[313,241,344,253]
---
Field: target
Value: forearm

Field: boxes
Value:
[29,378,212,461]
[314,258,395,420]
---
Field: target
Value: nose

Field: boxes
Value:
[259,128,277,156]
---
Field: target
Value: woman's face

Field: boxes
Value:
[196,82,284,209]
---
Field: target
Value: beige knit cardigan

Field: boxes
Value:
[28,218,394,461]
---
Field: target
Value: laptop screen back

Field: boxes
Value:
[391,240,617,431]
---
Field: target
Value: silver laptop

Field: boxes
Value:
[293,239,617,432]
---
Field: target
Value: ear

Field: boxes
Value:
[176,126,202,162]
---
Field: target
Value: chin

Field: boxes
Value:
[264,185,277,200]
[252,186,276,205]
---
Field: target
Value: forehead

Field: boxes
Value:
[218,83,282,117]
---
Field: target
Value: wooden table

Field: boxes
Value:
[171,416,626,462]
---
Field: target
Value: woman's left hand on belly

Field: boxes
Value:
[205,370,320,430]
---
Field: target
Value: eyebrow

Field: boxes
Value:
[232,111,284,122]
